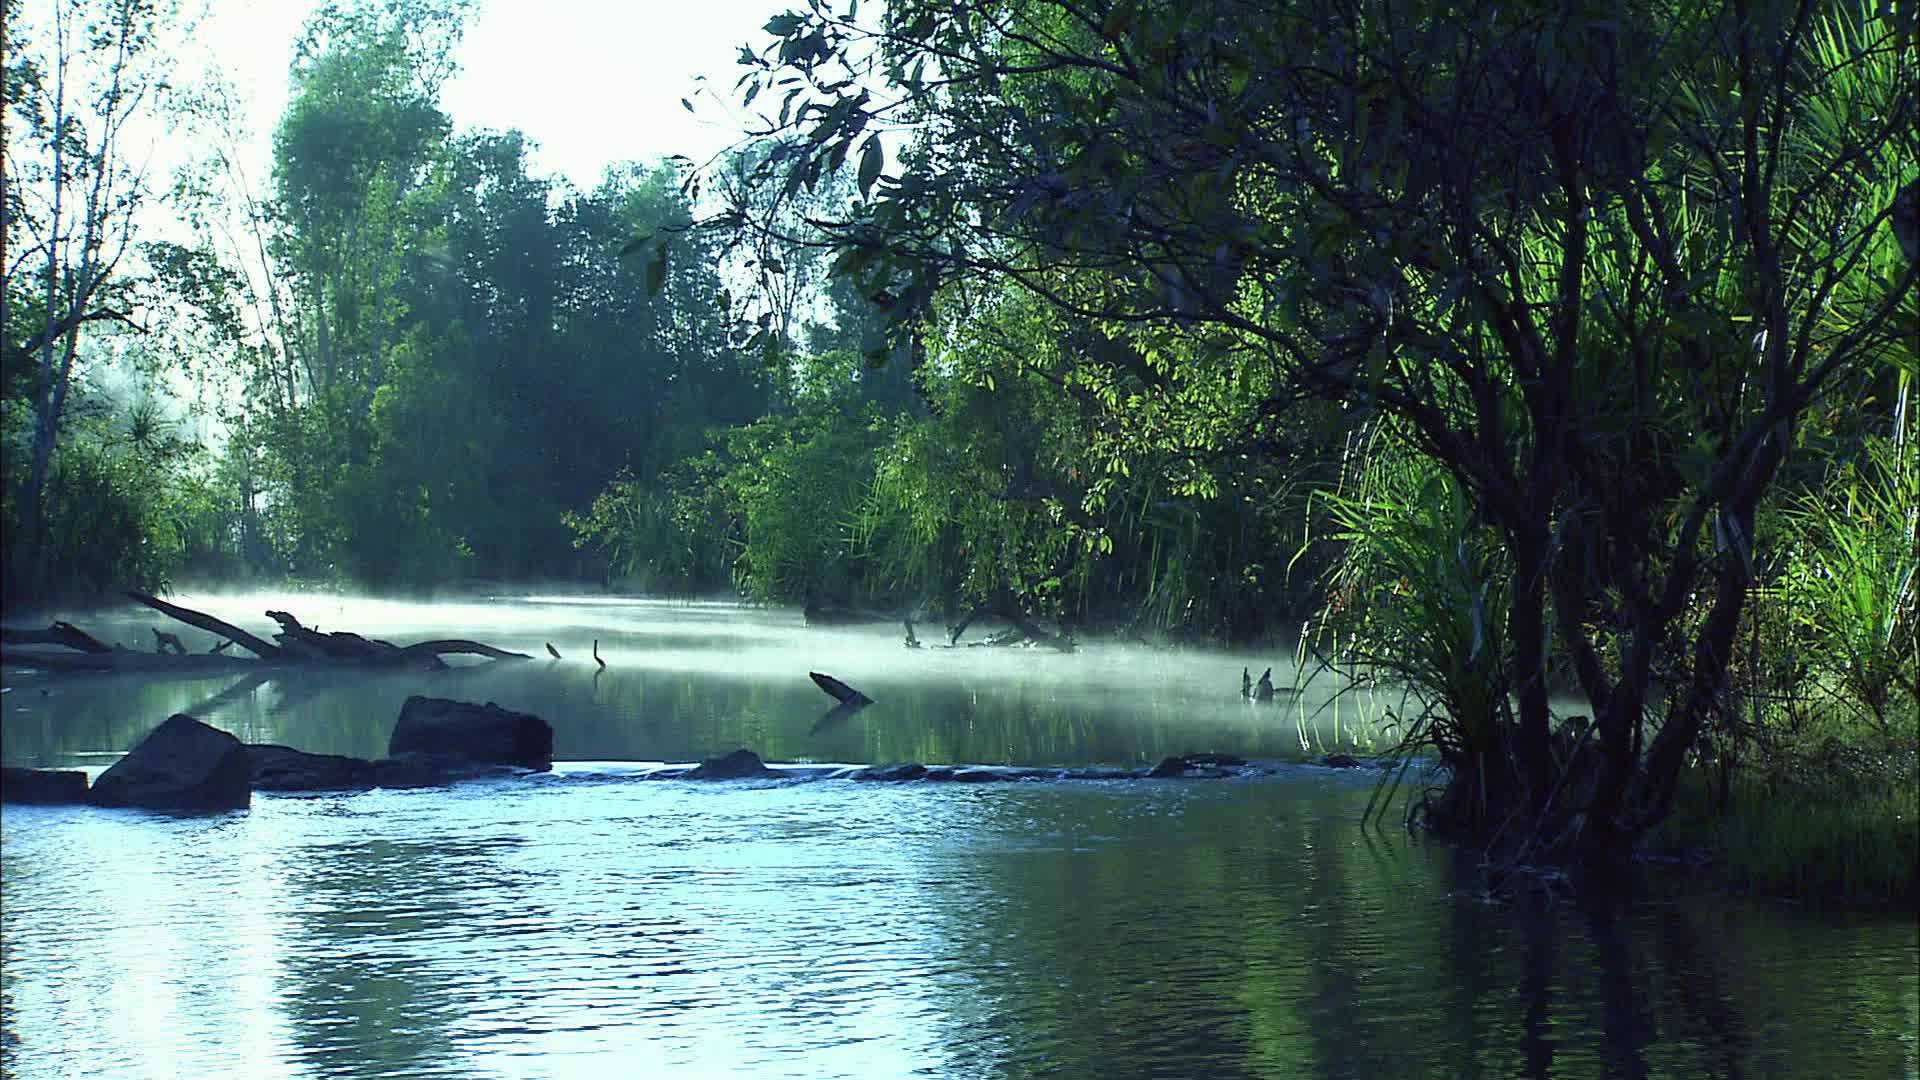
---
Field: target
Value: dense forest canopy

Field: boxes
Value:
[2,0,1914,868]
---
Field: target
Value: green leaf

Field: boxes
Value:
[857,134,883,197]
[764,13,801,36]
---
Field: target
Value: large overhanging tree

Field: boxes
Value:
[707,0,1919,866]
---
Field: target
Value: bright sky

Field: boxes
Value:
[198,0,792,188]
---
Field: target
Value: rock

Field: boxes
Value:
[949,768,1009,783]
[1147,752,1248,778]
[1321,753,1365,769]
[87,714,251,811]
[2,766,88,804]
[389,696,552,771]
[684,749,777,780]
[854,763,928,782]
[245,744,375,792]
[1058,768,1142,781]
[372,753,516,789]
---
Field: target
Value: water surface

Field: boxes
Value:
[2,594,1914,1079]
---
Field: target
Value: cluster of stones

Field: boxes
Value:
[4,708,1381,811]
[1,695,552,810]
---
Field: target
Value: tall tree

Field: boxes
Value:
[731,0,1919,865]
[2,0,183,597]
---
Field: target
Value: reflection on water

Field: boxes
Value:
[2,777,1915,1079]
[3,595,1916,1078]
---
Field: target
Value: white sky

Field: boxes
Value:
[196,0,793,188]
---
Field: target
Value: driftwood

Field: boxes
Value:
[5,651,267,674]
[4,594,533,674]
[129,590,281,658]
[809,671,873,706]
[946,605,1076,652]
[2,622,114,654]
[809,671,874,734]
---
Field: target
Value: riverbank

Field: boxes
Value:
[1648,761,1919,911]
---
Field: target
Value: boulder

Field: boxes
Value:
[853,763,929,782]
[685,749,777,780]
[2,766,88,805]
[389,696,552,771]
[371,753,516,789]
[245,744,375,792]
[1321,753,1365,769]
[1147,752,1248,778]
[87,714,251,811]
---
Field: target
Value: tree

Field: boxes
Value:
[729,0,1919,867]
[3,0,184,598]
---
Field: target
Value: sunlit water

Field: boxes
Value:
[3,593,1916,1078]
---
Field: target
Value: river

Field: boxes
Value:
[2,593,1915,1078]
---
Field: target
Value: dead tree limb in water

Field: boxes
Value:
[127,590,282,659]
[395,639,532,662]
[809,671,874,705]
[2,622,115,653]
[5,595,531,673]
[946,605,1075,652]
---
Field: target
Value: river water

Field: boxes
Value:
[2,593,1915,1078]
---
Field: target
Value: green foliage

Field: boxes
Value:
[1772,435,1920,734]
[1308,426,1513,767]
[727,0,1920,866]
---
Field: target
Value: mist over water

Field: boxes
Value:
[2,591,1382,769]
[4,594,1914,1079]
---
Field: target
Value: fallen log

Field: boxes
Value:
[3,650,270,674]
[2,622,115,653]
[5,595,532,673]
[128,590,282,659]
[809,671,873,705]
[396,639,534,663]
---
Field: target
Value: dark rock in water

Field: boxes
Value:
[1321,753,1365,769]
[1147,752,1248,778]
[950,768,1010,783]
[245,744,375,791]
[371,753,519,789]
[88,714,251,811]
[685,749,777,780]
[855,763,929,782]
[390,696,552,771]
[1059,768,1143,781]
[2,766,88,804]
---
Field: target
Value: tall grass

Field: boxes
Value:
[1295,422,1515,822]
